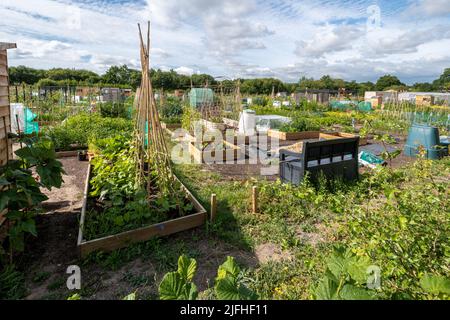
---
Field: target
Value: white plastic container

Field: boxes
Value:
[238,109,256,136]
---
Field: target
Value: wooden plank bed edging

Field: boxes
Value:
[267,129,321,141]
[188,140,243,163]
[56,150,79,159]
[161,122,182,130]
[77,163,207,257]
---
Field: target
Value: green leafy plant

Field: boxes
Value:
[160,96,183,124]
[419,274,450,299]
[158,255,257,300]
[181,106,201,132]
[15,138,64,189]
[214,256,258,300]
[67,293,82,300]
[159,255,198,300]
[312,247,379,300]
[122,292,137,300]
[0,137,64,254]
[84,135,194,240]
[99,102,129,119]
[279,117,320,133]
[0,265,26,299]
[44,114,133,151]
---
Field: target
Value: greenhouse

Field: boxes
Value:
[188,88,214,109]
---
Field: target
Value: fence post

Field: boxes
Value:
[210,194,217,223]
[252,186,258,214]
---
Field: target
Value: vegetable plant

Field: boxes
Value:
[159,255,258,300]
[279,117,320,133]
[312,247,379,300]
[0,137,64,257]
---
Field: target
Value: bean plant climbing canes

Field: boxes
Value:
[134,22,176,198]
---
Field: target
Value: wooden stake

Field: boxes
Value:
[210,194,217,222]
[252,186,258,214]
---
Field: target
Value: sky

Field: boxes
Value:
[1,0,450,84]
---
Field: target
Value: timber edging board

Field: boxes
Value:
[56,150,81,159]
[268,129,321,141]
[188,141,243,163]
[161,122,182,130]
[77,163,207,257]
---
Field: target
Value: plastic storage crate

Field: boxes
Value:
[280,136,359,185]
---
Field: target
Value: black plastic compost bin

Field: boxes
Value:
[279,136,359,185]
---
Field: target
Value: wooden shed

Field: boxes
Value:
[0,42,16,232]
[0,43,15,167]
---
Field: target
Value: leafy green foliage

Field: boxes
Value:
[89,135,137,200]
[15,138,64,189]
[159,255,198,300]
[340,160,449,299]
[313,247,378,300]
[420,274,450,298]
[173,154,449,300]
[279,117,320,133]
[0,265,26,299]
[181,106,201,132]
[1,137,64,254]
[122,292,137,300]
[160,96,183,124]
[84,135,194,240]
[215,256,258,300]
[44,114,133,151]
[158,255,257,300]
[99,102,129,119]
[375,74,404,91]
[67,293,82,300]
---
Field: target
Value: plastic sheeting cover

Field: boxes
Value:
[10,103,39,135]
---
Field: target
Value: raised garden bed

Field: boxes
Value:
[161,122,182,130]
[189,141,243,164]
[282,132,361,153]
[268,129,321,141]
[322,132,368,146]
[38,121,59,127]
[222,117,239,129]
[201,119,226,131]
[77,163,207,257]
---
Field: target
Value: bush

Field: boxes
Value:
[279,117,320,133]
[44,114,133,151]
[160,96,183,124]
[99,102,129,118]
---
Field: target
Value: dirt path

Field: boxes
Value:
[19,157,88,300]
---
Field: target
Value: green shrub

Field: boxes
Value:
[99,102,128,118]
[44,114,133,151]
[161,96,183,119]
[0,266,26,300]
[159,255,257,300]
[279,117,320,133]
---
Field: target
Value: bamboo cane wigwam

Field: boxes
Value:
[77,22,207,257]
[134,22,175,196]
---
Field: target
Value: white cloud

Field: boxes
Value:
[295,24,364,57]
[364,25,450,55]
[174,66,195,76]
[409,0,450,17]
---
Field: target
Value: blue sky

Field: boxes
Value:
[1,0,450,84]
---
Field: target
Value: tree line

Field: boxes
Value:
[8,65,450,95]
